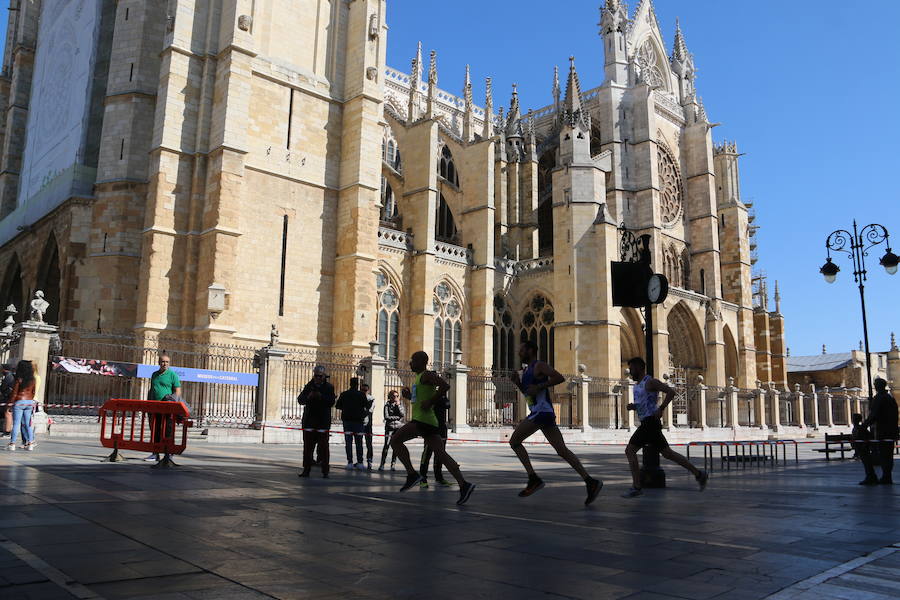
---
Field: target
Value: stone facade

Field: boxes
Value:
[0,1,785,391]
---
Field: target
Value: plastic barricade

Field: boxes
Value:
[99,399,192,466]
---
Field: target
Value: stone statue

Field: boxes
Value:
[30,291,49,323]
[270,324,279,347]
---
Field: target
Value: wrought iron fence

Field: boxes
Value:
[384,366,416,423]
[803,393,817,427]
[831,391,850,426]
[737,389,756,427]
[554,376,578,428]
[818,393,831,425]
[587,378,622,428]
[45,329,258,427]
[466,367,518,428]
[282,351,365,425]
[705,386,727,427]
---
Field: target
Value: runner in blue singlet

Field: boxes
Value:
[621,356,708,498]
[508,340,603,505]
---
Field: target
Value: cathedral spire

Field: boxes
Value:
[483,76,494,139]
[505,84,524,138]
[426,50,438,119]
[407,41,423,122]
[672,18,689,63]
[563,56,589,131]
[525,109,537,160]
[773,280,781,314]
[462,65,474,142]
[552,65,561,119]
[599,0,628,83]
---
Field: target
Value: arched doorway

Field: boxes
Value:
[667,302,705,426]
[723,325,738,384]
[619,307,644,378]
[36,235,61,324]
[0,255,24,315]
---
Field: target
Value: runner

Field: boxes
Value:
[390,351,475,505]
[418,391,451,487]
[621,357,708,498]
[508,340,602,505]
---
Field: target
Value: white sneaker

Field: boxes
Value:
[345,462,354,470]
[144,453,160,462]
[6,444,14,451]
[354,463,365,470]
[26,443,35,452]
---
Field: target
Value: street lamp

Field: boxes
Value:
[820,221,897,400]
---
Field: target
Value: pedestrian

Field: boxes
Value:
[390,351,476,505]
[507,340,603,505]
[297,365,336,478]
[336,377,368,470]
[419,391,451,487]
[864,378,898,485]
[361,382,375,470]
[378,389,404,470]
[145,354,182,464]
[6,360,36,451]
[851,413,876,485]
[1,363,14,438]
[621,357,708,498]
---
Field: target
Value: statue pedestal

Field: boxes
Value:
[12,321,58,435]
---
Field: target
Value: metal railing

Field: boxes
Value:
[466,368,518,428]
[587,378,622,429]
[705,386,727,428]
[282,352,365,425]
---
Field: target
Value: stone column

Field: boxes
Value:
[368,357,387,430]
[823,386,835,428]
[809,384,820,429]
[576,373,591,432]
[755,380,767,430]
[259,345,289,443]
[12,321,58,435]
[794,383,806,429]
[845,389,854,426]
[768,382,781,432]
[726,377,739,430]
[448,361,470,433]
[622,377,636,431]
[696,375,708,430]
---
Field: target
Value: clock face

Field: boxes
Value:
[648,275,665,304]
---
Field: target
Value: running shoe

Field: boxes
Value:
[144,453,159,462]
[6,444,14,452]
[436,479,454,487]
[345,463,354,470]
[859,477,878,485]
[696,470,709,492]
[298,469,310,478]
[399,474,423,492]
[26,443,36,452]
[456,482,476,506]
[518,476,545,497]
[354,463,366,470]
[621,487,643,498]
[419,479,429,489]
[584,477,603,505]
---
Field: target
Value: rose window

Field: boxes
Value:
[657,147,683,226]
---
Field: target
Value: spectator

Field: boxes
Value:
[1,363,14,437]
[851,413,876,485]
[361,382,375,470]
[145,354,181,463]
[378,390,404,470]
[297,365,335,478]
[336,377,368,470]
[865,378,898,485]
[7,360,36,451]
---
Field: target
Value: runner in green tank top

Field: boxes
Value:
[391,351,476,505]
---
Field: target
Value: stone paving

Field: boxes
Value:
[1,438,898,599]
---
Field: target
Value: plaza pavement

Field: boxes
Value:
[1,437,899,600]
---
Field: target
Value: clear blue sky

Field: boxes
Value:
[2,2,897,356]
[386,0,900,356]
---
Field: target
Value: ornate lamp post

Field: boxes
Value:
[820,221,899,399]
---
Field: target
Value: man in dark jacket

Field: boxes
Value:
[336,377,368,469]
[297,365,336,478]
[865,378,899,485]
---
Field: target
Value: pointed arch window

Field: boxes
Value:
[432,281,463,366]
[537,151,555,256]
[380,176,400,227]
[438,145,459,187]
[435,194,458,244]
[492,294,517,371]
[376,271,400,367]
[519,294,555,363]
[382,130,402,172]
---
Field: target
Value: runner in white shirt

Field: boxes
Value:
[622,357,708,498]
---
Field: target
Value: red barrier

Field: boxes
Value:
[99,399,192,465]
